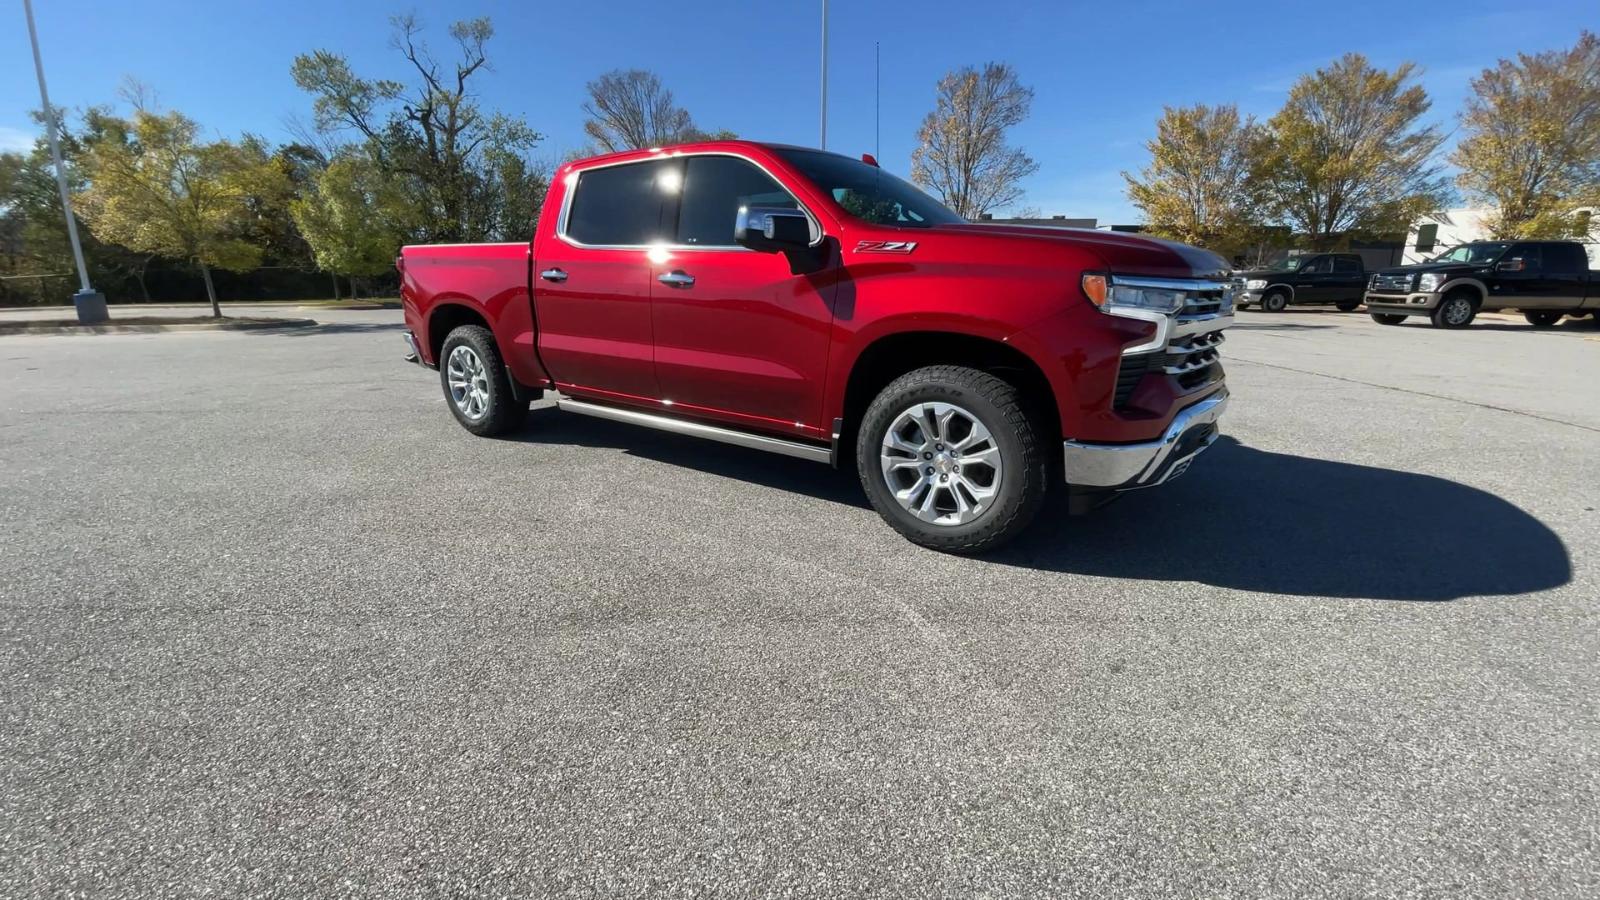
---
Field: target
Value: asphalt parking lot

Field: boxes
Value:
[2,305,1597,897]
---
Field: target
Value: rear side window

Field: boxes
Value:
[1333,257,1361,274]
[565,160,676,246]
[677,156,800,246]
[1543,243,1587,274]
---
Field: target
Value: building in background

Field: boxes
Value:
[1403,208,1599,266]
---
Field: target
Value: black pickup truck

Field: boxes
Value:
[1235,253,1368,312]
[1363,240,1600,328]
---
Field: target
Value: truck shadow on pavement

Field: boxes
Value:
[996,436,1572,601]
[516,414,1569,602]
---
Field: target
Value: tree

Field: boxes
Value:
[1123,104,1268,257]
[291,15,544,243]
[1260,54,1450,247]
[911,63,1038,219]
[75,109,290,316]
[291,150,418,296]
[580,69,732,152]
[1452,32,1600,239]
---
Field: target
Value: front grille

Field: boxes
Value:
[1179,285,1228,317]
[1163,329,1225,389]
[1370,273,1412,292]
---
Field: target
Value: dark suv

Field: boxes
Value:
[1364,240,1599,328]
[1235,253,1368,312]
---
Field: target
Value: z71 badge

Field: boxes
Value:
[854,240,918,254]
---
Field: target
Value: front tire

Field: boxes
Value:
[1430,292,1478,329]
[1261,289,1289,312]
[857,366,1046,554]
[440,325,526,437]
[1371,313,1407,326]
[1523,310,1562,328]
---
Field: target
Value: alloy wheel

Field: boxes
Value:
[446,345,491,420]
[879,402,1003,526]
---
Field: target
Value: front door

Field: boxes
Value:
[1292,255,1333,303]
[1490,243,1558,310]
[648,154,835,440]
[533,159,678,404]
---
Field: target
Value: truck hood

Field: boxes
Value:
[941,224,1230,280]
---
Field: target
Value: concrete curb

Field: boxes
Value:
[0,317,319,336]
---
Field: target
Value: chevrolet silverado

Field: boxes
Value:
[400,142,1235,553]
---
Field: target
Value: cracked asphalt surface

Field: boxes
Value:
[2,305,1597,897]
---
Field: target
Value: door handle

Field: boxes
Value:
[539,268,568,283]
[657,270,695,288]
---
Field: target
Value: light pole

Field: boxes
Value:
[23,0,106,323]
[819,0,828,149]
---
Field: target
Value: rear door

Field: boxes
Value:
[1539,243,1591,310]
[1330,255,1365,301]
[648,154,835,440]
[533,159,677,403]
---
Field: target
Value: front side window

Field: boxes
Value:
[677,156,800,246]
[1506,244,1543,272]
[775,149,965,227]
[565,160,677,246]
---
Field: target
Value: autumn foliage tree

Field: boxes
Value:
[1123,104,1267,257]
[291,15,545,244]
[911,63,1038,219]
[1452,31,1600,239]
[1259,54,1450,247]
[75,109,290,316]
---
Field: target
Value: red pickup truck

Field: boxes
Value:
[400,141,1233,553]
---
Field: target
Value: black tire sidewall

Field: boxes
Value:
[439,325,525,437]
[856,367,1044,552]
[1371,313,1406,325]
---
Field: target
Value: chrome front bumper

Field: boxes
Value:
[1062,389,1229,490]
[1364,291,1441,312]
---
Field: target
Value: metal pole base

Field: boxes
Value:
[73,290,108,324]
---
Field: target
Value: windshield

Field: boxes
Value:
[774,149,966,228]
[1430,242,1510,264]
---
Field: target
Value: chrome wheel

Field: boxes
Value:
[880,402,1003,526]
[1442,297,1473,326]
[446,344,491,420]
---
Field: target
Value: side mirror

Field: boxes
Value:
[735,206,813,253]
[1496,258,1525,272]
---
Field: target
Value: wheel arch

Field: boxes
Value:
[1263,282,1295,301]
[839,330,1062,454]
[1439,278,1488,305]
[426,302,493,364]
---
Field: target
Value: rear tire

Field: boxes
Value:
[856,365,1047,554]
[1336,299,1361,312]
[1430,292,1477,329]
[1371,313,1407,326]
[439,325,526,437]
[1523,310,1562,328]
[1261,289,1289,312]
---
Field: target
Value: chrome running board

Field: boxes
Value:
[555,397,832,464]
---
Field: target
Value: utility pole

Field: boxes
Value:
[23,0,106,323]
[819,0,828,149]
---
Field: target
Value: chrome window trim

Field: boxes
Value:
[555,151,824,253]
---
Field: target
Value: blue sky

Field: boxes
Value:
[4,0,1597,222]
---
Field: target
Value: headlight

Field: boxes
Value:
[1245,279,1267,290]
[1417,273,1444,292]
[1081,275,1185,313]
